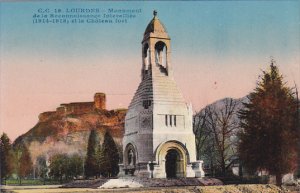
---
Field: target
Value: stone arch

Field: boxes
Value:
[154,140,190,177]
[165,149,181,178]
[124,143,138,167]
[154,41,168,74]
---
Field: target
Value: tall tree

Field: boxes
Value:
[35,155,48,184]
[194,98,240,176]
[206,99,240,176]
[95,143,103,177]
[49,153,68,183]
[99,131,119,177]
[0,133,14,184]
[239,61,299,186]
[296,86,300,178]
[68,154,83,179]
[84,129,98,178]
[194,108,218,176]
[193,109,210,160]
[15,144,33,185]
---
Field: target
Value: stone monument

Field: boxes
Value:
[120,11,205,178]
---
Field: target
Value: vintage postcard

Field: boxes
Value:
[0,1,299,192]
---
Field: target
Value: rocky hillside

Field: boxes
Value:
[13,93,126,164]
[12,94,247,165]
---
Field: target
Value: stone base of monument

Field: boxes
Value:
[119,163,151,178]
[98,178,143,189]
[192,160,205,178]
[186,164,195,178]
[135,162,151,178]
[97,177,223,189]
[120,160,205,179]
[151,163,166,178]
[119,164,138,178]
[150,160,205,178]
[118,164,125,178]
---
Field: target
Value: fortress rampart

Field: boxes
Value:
[38,111,57,122]
[39,93,106,121]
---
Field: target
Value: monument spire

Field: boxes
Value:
[153,10,157,17]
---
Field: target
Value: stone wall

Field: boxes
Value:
[38,92,107,121]
[61,102,94,114]
[56,106,66,115]
[38,111,56,122]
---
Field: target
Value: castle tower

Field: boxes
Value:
[121,11,204,178]
[94,93,106,110]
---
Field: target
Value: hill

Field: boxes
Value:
[13,93,126,164]
[12,94,247,166]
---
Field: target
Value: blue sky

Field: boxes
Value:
[2,1,299,61]
[0,1,299,140]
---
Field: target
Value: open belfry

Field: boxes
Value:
[120,11,204,178]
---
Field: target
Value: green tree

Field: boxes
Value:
[99,131,119,177]
[68,154,83,179]
[15,144,33,185]
[0,133,14,184]
[49,153,68,183]
[35,155,48,184]
[84,129,98,178]
[49,153,83,182]
[239,61,299,186]
[95,143,103,177]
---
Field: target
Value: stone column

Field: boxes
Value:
[192,160,205,178]
[133,162,150,178]
[186,164,196,178]
[150,160,167,178]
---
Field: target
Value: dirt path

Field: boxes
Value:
[1,184,288,193]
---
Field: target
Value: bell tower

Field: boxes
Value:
[120,11,205,178]
[141,10,172,80]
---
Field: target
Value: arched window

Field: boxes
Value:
[124,143,137,167]
[143,43,150,70]
[154,41,168,75]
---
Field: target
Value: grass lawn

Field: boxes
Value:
[4,179,61,186]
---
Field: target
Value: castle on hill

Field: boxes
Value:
[38,93,106,122]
